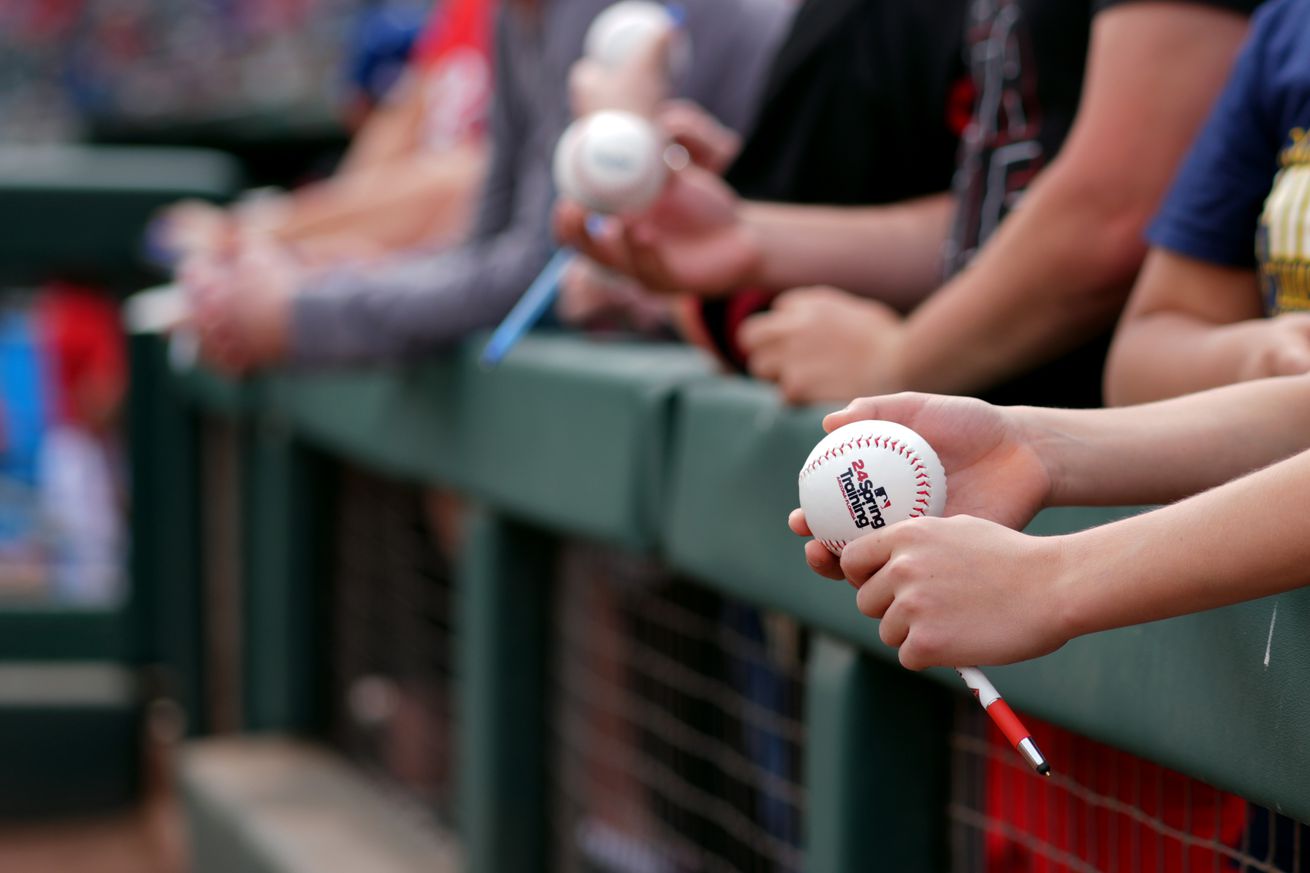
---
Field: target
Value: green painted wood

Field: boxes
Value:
[0,610,131,660]
[264,364,466,486]
[129,335,207,730]
[171,362,255,418]
[0,146,240,285]
[260,337,714,550]
[242,421,324,732]
[457,337,711,551]
[805,638,951,872]
[457,511,552,873]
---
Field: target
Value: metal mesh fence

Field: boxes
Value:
[550,543,808,873]
[949,698,1308,872]
[324,464,460,823]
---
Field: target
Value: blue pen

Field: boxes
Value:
[480,247,576,367]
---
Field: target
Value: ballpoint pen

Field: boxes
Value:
[480,247,576,367]
[956,666,1050,775]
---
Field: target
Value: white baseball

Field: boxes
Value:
[797,420,948,556]
[584,1,691,80]
[553,111,667,214]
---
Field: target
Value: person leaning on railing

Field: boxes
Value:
[1105,0,1310,406]
[556,0,1262,411]
[789,375,1310,670]
[555,0,971,339]
[186,0,791,374]
[165,0,496,271]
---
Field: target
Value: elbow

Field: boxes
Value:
[1042,170,1157,311]
[1102,323,1140,407]
[1103,311,1171,407]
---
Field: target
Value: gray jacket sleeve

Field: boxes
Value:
[678,0,793,136]
[288,13,554,366]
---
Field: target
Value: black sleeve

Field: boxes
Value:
[1092,0,1265,15]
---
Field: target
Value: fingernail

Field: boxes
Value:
[585,214,607,237]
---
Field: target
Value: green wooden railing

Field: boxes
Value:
[138,330,1310,872]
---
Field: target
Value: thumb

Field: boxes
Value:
[632,24,676,82]
[1273,342,1310,376]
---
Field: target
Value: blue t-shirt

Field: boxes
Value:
[1148,0,1310,313]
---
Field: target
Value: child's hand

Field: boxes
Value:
[791,393,1054,577]
[840,515,1072,669]
[828,393,1051,529]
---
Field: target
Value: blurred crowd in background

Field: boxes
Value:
[0,0,402,142]
[0,0,434,604]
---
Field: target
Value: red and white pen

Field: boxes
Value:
[956,667,1050,776]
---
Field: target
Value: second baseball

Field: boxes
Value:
[798,420,948,556]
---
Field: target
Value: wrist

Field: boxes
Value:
[1011,405,1068,507]
[737,203,776,289]
[1044,531,1097,644]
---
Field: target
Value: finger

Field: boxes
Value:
[876,601,909,648]
[770,286,824,312]
[787,508,811,537]
[554,201,590,249]
[632,25,676,84]
[574,213,636,275]
[778,370,823,407]
[567,61,604,117]
[737,310,793,356]
[624,220,679,294]
[822,392,927,433]
[658,100,740,173]
[745,345,784,382]
[803,540,846,581]
[1274,344,1310,376]
[839,530,895,586]
[897,631,934,672]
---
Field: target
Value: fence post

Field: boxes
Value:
[241,414,323,733]
[457,510,553,873]
[805,635,953,872]
[128,336,206,732]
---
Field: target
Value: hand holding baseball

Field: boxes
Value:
[840,515,1072,670]
[792,393,1052,579]
[555,162,757,295]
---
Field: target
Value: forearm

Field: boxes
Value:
[1105,314,1273,406]
[272,146,487,255]
[743,194,953,308]
[896,177,1144,395]
[1019,373,1310,506]
[337,77,426,176]
[1057,448,1310,637]
[288,223,552,365]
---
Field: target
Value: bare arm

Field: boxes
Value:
[819,373,1310,525]
[558,167,951,309]
[1057,448,1310,639]
[1104,249,1310,405]
[829,447,1310,670]
[892,4,1250,396]
[741,194,954,309]
[1022,374,1310,506]
[337,73,431,176]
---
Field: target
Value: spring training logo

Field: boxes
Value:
[837,460,892,529]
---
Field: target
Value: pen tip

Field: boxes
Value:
[1037,763,1052,777]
